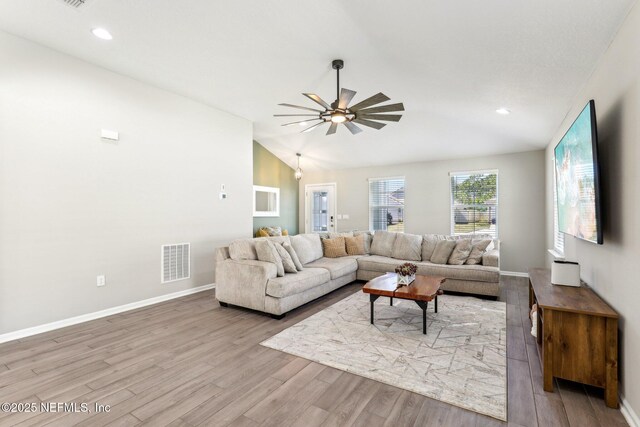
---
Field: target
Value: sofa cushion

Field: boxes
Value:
[229,236,290,261]
[448,239,472,265]
[255,240,285,277]
[274,243,297,274]
[305,256,359,280]
[391,233,422,261]
[290,234,323,265]
[466,239,492,265]
[266,268,330,298]
[322,237,348,258]
[357,255,409,273]
[353,231,373,254]
[421,234,448,261]
[282,242,304,271]
[345,235,366,255]
[416,261,499,283]
[370,231,397,257]
[430,240,457,264]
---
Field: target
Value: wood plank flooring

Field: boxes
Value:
[0,277,628,426]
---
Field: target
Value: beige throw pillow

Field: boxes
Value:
[274,243,297,274]
[430,240,457,264]
[448,239,472,265]
[465,239,492,265]
[322,237,348,258]
[255,240,285,277]
[353,231,373,254]
[370,231,397,257]
[282,242,304,271]
[345,235,366,255]
[391,233,423,261]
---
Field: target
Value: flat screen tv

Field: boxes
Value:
[554,100,603,244]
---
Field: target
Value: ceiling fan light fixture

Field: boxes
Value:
[330,112,347,123]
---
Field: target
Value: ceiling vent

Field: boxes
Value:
[58,0,89,8]
[162,243,191,284]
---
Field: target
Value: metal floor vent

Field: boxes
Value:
[162,243,190,284]
[58,0,89,8]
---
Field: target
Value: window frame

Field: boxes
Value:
[368,176,406,233]
[552,158,565,255]
[449,169,499,238]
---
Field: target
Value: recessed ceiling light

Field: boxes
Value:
[496,108,511,115]
[298,122,308,126]
[91,28,113,40]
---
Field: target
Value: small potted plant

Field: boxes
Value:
[395,262,417,286]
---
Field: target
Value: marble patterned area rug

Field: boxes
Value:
[260,291,507,420]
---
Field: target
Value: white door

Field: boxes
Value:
[305,183,337,233]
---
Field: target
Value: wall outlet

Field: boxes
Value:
[96,275,106,287]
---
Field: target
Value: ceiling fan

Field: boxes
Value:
[275,59,405,135]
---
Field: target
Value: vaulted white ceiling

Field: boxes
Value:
[0,0,635,170]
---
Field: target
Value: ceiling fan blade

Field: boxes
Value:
[326,122,338,135]
[357,113,403,122]
[353,118,386,130]
[278,103,325,113]
[338,88,357,110]
[357,103,405,114]
[348,93,391,112]
[303,93,331,110]
[301,121,327,133]
[281,118,322,127]
[274,114,320,117]
[343,121,363,135]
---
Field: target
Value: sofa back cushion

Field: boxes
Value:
[391,233,423,261]
[421,234,448,261]
[290,233,323,265]
[370,231,398,257]
[228,236,290,261]
[430,240,457,264]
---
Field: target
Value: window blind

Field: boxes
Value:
[450,171,498,238]
[553,163,565,254]
[369,177,405,232]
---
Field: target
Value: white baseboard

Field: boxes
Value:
[621,394,640,427]
[0,284,215,344]
[500,271,529,278]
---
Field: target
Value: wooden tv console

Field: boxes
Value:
[528,268,619,408]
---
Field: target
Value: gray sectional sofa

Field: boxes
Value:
[215,231,500,318]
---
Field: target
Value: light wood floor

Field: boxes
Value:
[0,276,628,426]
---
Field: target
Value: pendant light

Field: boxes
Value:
[294,153,303,181]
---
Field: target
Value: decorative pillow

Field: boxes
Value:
[430,240,457,264]
[353,231,373,254]
[228,236,290,261]
[465,239,492,265]
[282,229,289,236]
[290,234,323,264]
[421,234,448,261]
[322,237,348,258]
[264,226,283,236]
[274,243,297,274]
[345,235,366,255]
[256,228,269,237]
[448,239,472,265]
[282,242,304,271]
[255,240,285,277]
[391,233,423,261]
[370,231,397,257]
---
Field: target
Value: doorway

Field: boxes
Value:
[305,183,337,233]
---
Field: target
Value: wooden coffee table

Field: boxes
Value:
[363,273,445,334]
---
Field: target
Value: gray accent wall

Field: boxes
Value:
[253,141,299,235]
[0,32,253,335]
[544,2,640,417]
[299,150,545,273]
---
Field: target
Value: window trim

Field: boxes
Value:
[552,157,565,255]
[368,176,406,233]
[449,169,499,238]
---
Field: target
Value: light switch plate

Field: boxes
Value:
[96,275,106,287]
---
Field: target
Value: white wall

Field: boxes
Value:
[0,31,253,334]
[300,150,545,273]
[544,3,640,418]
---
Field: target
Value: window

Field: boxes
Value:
[450,170,498,238]
[369,177,405,232]
[553,161,565,254]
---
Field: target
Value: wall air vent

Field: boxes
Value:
[58,0,89,8]
[161,243,190,284]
